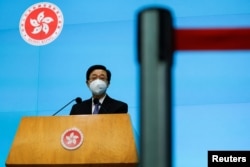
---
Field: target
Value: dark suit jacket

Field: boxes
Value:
[70,95,128,115]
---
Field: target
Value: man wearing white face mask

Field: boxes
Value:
[70,65,128,115]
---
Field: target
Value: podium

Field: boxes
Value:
[6,114,138,167]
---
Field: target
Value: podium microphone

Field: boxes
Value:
[52,97,82,116]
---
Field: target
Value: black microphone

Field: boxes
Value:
[52,97,82,116]
[75,97,82,104]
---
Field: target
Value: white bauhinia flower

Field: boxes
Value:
[66,132,79,145]
[30,11,54,34]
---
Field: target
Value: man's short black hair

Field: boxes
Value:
[86,65,111,82]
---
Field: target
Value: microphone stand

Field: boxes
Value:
[52,99,75,116]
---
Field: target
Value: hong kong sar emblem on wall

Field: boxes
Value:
[61,127,84,150]
[19,2,64,46]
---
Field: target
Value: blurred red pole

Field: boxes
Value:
[175,28,250,50]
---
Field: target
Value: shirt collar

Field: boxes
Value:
[92,94,106,105]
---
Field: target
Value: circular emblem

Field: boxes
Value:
[19,2,64,46]
[61,127,84,150]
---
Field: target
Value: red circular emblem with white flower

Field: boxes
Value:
[19,2,63,46]
[61,127,84,150]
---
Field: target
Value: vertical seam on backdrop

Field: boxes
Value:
[36,47,41,116]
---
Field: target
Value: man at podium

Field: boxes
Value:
[70,64,128,115]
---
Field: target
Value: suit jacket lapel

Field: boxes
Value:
[99,95,111,114]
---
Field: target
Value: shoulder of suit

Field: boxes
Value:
[105,95,127,105]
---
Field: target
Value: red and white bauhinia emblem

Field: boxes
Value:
[19,2,64,46]
[61,127,84,150]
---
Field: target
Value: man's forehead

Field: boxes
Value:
[90,69,107,75]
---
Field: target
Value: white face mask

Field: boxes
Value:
[89,79,108,95]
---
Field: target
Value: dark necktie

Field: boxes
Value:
[93,99,100,114]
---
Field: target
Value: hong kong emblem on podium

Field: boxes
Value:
[19,2,64,46]
[61,127,84,150]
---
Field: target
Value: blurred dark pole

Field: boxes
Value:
[137,7,173,167]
